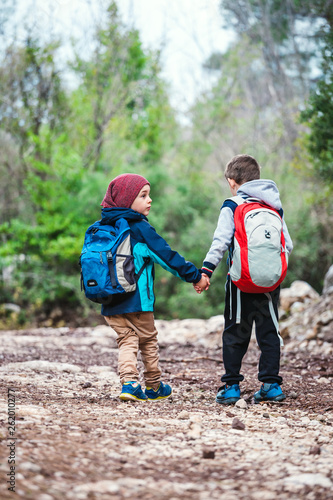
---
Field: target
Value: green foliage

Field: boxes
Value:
[295,5,333,277]
[0,1,198,326]
[1,0,332,328]
[300,28,333,186]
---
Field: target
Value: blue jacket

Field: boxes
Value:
[100,207,201,316]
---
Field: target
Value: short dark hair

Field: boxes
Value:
[224,154,261,184]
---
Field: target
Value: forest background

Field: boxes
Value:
[0,0,332,328]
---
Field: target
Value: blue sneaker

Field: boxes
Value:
[145,381,172,401]
[254,383,286,403]
[216,384,240,405]
[119,381,148,401]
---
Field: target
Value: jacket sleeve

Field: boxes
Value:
[282,218,293,254]
[139,221,201,283]
[202,206,235,277]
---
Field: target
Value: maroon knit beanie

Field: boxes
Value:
[101,173,150,208]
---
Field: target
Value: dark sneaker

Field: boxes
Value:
[119,381,148,401]
[145,381,172,401]
[216,384,241,405]
[254,383,286,403]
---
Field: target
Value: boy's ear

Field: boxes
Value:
[227,178,237,190]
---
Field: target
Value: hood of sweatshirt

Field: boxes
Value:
[237,179,282,211]
[101,207,147,225]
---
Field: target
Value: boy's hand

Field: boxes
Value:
[193,274,210,294]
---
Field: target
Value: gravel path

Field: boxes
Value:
[0,324,332,500]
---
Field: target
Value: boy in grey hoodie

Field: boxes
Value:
[196,155,293,404]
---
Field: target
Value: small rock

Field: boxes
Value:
[82,382,92,389]
[189,414,202,423]
[289,391,298,399]
[2,303,21,313]
[235,398,248,409]
[232,417,245,430]
[74,480,120,495]
[317,377,329,384]
[305,329,318,340]
[178,410,189,420]
[188,423,201,439]
[202,448,215,459]
[316,310,333,326]
[309,445,321,455]
[290,301,305,313]
[263,413,270,419]
[20,461,41,472]
[50,307,63,319]
[226,411,235,418]
[284,473,332,488]
[316,435,330,444]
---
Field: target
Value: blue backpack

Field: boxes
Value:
[80,218,149,304]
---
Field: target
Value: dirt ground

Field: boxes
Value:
[0,324,332,500]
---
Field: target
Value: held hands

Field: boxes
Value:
[193,273,210,294]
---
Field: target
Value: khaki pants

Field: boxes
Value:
[104,312,162,389]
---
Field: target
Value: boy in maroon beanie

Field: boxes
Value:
[101,173,209,401]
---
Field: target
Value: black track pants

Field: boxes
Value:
[221,280,282,386]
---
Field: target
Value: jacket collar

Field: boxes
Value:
[101,207,147,224]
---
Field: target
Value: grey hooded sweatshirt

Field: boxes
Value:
[202,179,293,274]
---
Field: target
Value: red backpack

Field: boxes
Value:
[229,196,288,293]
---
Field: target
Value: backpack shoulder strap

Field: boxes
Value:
[222,196,245,213]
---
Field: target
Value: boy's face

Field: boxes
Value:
[131,184,152,216]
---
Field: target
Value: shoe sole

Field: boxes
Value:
[216,397,240,405]
[254,394,286,404]
[146,392,173,401]
[119,393,147,402]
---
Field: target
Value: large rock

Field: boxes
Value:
[155,315,224,348]
[280,280,333,347]
[280,280,320,312]
[323,265,333,295]
[0,360,81,373]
